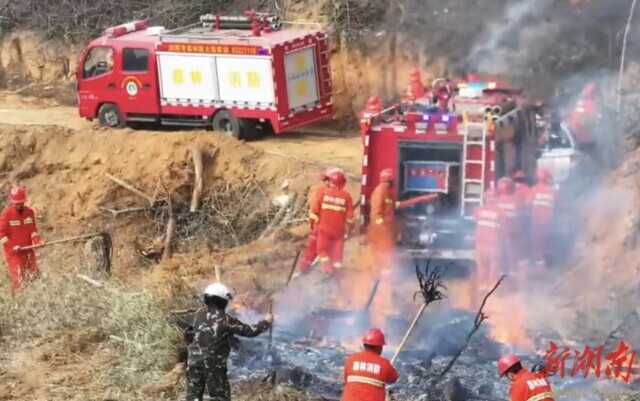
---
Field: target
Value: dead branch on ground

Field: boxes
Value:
[106,173,156,205]
[189,145,204,213]
[439,275,506,377]
[162,216,176,260]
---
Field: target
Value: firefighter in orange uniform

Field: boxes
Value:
[368,168,438,275]
[512,170,531,266]
[473,187,505,289]
[527,169,558,270]
[0,187,43,292]
[310,169,354,276]
[498,354,554,401]
[496,177,525,277]
[297,167,334,275]
[342,328,398,401]
[368,168,398,272]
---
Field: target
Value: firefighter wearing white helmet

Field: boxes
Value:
[185,282,273,401]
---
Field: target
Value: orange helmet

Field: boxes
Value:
[498,354,521,376]
[362,328,386,346]
[496,177,514,195]
[328,169,346,189]
[380,168,394,183]
[9,187,26,204]
[537,169,552,184]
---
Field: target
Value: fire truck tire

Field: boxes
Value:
[98,103,126,129]
[239,119,265,141]
[212,110,242,139]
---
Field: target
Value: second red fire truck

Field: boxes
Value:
[358,73,541,260]
[76,12,333,140]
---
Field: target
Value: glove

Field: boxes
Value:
[183,325,195,345]
[12,245,21,253]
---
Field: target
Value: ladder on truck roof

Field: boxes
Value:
[460,112,489,217]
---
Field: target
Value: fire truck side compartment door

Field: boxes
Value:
[216,56,275,106]
[284,47,320,112]
[158,54,219,102]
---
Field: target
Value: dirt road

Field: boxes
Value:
[0,94,363,174]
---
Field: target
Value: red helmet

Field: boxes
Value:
[328,169,346,189]
[498,354,521,376]
[496,177,514,195]
[362,328,386,346]
[9,187,26,204]
[320,167,336,181]
[537,169,552,183]
[380,168,394,183]
[410,68,421,77]
[513,170,525,180]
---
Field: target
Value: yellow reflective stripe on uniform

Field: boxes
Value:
[30,232,39,238]
[374,217,384,224]
[346,375,385,387]
[385,198,394,205]
[9,220,21,226]
[0,236,8,245]
[527,392,553,401]
[309,212,319,222]
[24,218,33,224]
[321,204,346,212]
[532,200,553,207]
[319,256,330,262]
[477,220,500,228]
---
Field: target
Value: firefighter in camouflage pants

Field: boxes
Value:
[186,282,273,401]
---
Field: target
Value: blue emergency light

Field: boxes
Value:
[258,48,269,55]
[423,114,430,121]
[442,114,450,123]
[467,81,485,90]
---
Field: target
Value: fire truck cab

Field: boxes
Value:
[359,73,540,260]
[76,12,333,140]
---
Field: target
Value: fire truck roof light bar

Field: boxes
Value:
[104,20,148,38]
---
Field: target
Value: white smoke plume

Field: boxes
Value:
[467,0,555,76]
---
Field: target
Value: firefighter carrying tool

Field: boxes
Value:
[310,169,354,277]
[496,177,526,278]
[473,187,505,290]
[527,169,558,271]
[297,167,334,274]
[342,328,399,401]
[498,354,555,401]
[0,187,43,292]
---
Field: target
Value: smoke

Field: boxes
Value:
[467,0,556,76]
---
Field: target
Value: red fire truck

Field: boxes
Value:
[76,12,333,140]
[359,73,540,260]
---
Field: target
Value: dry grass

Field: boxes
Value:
[0,247,179,395]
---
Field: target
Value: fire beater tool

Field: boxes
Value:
[20,232,113,275]
[390,260,446,364]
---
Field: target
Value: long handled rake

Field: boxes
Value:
[22,232,113,275]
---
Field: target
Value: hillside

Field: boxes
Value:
[0,0,639,400]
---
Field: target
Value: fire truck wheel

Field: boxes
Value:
[98,103,126,129]
[239,119,265,141]
[212,110,242,139]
